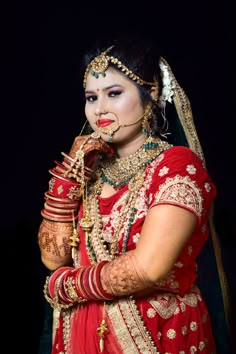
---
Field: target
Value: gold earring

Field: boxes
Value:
[141,104,153,136]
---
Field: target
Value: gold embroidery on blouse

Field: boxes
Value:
[153,175,204,217]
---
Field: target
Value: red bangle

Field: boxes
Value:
[44,202,77,214]
[48,262,114,304]
[85,266,100,300]
[77,262,114,301]
[44,192,75,204]
[93,261,114,300]
[62,268,87,303]
[75,266,91,299]
[80,266,94,299]
[41,209,78,222]
[45,198,79,209]
[48,175,82,200]
[59,272,77,303]
[48,266,73,298]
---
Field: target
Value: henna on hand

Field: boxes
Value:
[101,251,154,296]
[38,219,73,269]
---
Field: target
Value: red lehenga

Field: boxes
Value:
[51,145,217,354]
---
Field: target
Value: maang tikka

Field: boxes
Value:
[83,46,156,88]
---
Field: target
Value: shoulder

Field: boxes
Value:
[148,145,216,220]
[149,144,216,200]
[163,145,203,162]
[154,145,206,173]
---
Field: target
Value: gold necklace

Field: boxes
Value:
[86,169,144,263]
[100,137,171,187]
[84,138,172,263]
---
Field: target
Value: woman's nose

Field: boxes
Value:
[95,107,100,116]
[95,106,108,116]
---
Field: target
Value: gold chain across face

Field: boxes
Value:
[83,46,156,88]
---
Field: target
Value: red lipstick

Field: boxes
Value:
[97,119,114,127]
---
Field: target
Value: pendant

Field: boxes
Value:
[96,319,108,353]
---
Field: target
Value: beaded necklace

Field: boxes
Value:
[100,136,170,188]
[85,171,144,264]
[84,138,172,264]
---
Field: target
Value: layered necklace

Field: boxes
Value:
[81,136,172,263]
[99,136,171,188]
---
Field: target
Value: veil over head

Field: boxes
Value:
[159,56,232,352]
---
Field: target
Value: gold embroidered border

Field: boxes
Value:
[106,298,160,353]
[153,175,203,217]
[149,290,200,320]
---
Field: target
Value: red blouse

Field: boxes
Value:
[53,146,217,354]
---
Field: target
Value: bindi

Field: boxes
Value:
[96,88,100,92]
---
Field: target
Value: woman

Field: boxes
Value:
[38,35,226,353]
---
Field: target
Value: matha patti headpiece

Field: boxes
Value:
[83,46,156,88]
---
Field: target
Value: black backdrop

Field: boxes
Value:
[6,1,235,352]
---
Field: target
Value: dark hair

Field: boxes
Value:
[81,33,162,86]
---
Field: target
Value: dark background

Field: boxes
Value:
[6,1,235,352]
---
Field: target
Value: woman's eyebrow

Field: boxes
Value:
[85,84,122,94]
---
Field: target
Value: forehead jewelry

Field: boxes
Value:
[83,45,156,88]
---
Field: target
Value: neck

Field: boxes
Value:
[113,133,146,158]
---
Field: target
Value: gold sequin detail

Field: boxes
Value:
[190,321,198,331]
[154,175,204,217]
[166,328,176,339]
[199,341,205,350]
[147,308,156,318]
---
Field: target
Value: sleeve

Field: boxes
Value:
[148,146,217,225]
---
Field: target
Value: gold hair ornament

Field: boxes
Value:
[158,57,205,163]
[83,46,156,88]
